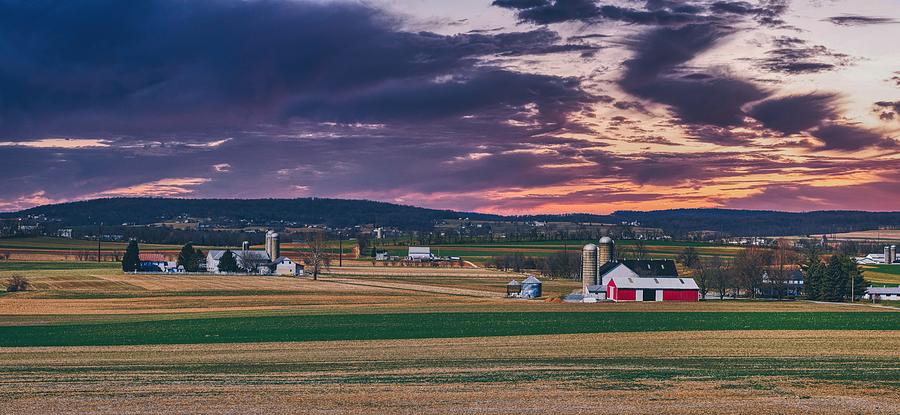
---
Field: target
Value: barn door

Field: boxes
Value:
[643,289,656,302]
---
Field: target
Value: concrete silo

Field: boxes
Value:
[892,245,897,264]
[598,236,616,264]
[582,243,599,295]
[885,246,892,264]
[266,232,281,259]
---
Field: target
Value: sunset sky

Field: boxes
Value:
[1,0,899,213]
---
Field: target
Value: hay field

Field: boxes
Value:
[1,331,897,414]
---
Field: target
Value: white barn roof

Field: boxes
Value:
[610,276,699,290]
[867,286,900,295]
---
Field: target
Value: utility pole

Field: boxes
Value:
[338,232,343,267]
[97,222,102,262]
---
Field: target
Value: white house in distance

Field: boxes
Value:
[408,246,435,261]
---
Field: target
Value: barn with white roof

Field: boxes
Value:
[607,276,700,302]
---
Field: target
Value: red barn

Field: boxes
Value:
[607,276,699,302]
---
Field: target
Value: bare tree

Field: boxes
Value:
[0,250,10,261]
[302,231,331,280]
[734,246,773,298]
[634,240,649,259]
[237,250,269,274]
[702,256,731,299]
[768,239,800,299]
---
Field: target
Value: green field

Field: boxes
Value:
[862,264,900,285]
[2,311,897,347]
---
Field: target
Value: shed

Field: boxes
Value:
[865,286,900,301]
[506,279,522,296]
[607,276,699,302]
[520,275,542,299]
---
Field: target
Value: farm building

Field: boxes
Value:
[581,237,682,302]
[506,279,521,297]
[138,253,176,272]
[272,256,304,276]
[520,276,542,298]
[759,269,804,298]
[864,286,900,301]
[408,246,435,261]
[607,276,699,302]
[206,231,302,275]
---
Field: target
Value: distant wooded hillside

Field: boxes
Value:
[6,198,900,237]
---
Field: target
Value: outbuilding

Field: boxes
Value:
[520,275,542,299]
[607,276,699,302]
[865,286,900,301]
[506,279,522,297]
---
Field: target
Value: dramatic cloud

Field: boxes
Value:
[0,0,595,139]
[748,93,839,134]
[873,101,900,121]
[620,24,767,127]
[758,37,852,74]
[493,0,712,26]
[1,0,898,213]
[810,124,896,151]
[825,15,898,26]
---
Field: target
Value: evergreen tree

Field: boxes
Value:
[823,255,845,302]
[217,250,239,273]
[122,239,140,272]
[802,257,824,301]
[178,243,202,272]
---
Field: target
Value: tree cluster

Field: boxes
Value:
[804,253,866,302]
[177,243,205,272]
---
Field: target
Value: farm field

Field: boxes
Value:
[1,331,898,414]
[379,239,744,263]
[1,261,898,413]
[809,229,900,242]
[861,264,900,285]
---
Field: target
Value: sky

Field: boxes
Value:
[1,0,899,214]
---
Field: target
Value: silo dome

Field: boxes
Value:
[583,243,598,252]
[599,236,613,244]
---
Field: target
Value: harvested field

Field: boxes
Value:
[1,331,897,414]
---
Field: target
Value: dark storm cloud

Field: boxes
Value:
[283,69,597,127]
[620,24,768,128]
[758,37,852,74]
[747,93,839,134]
[0,0,596,140]
[825,15,899,26]
[810,124,897,151]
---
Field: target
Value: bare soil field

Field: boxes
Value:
[810,229,900,242]
[1,331,897,414]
